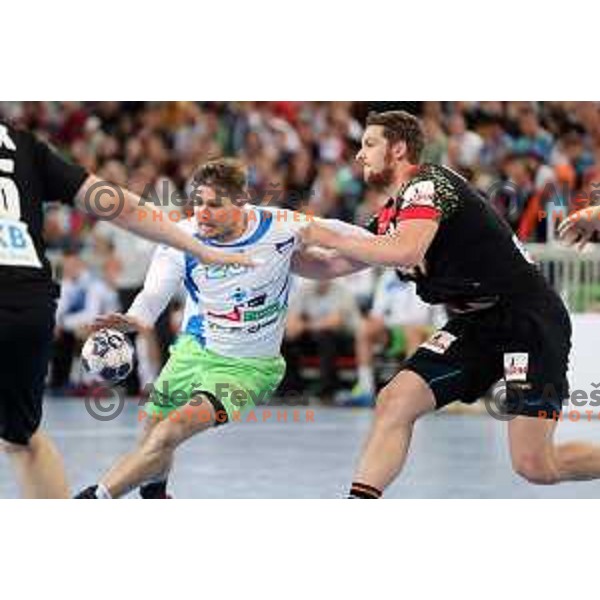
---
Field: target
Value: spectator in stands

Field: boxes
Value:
[513,106,555,163]
[2,100,599,394]
[444,112,483,171]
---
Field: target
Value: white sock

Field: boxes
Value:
[95,483,112,499]
[357,366,375,394]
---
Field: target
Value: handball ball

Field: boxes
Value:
[81,328,134,384]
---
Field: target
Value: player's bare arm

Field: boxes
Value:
[300,218,439,268]
[74,175,253,268]
[290,245,370,279]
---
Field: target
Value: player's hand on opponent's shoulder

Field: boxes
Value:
[558,206,600,250]
[92,313,151,335]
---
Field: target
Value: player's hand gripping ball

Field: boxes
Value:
[81,328,134,384]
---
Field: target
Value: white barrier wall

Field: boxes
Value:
[570,314,600,402]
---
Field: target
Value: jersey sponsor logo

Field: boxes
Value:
[204,263,250,280]
[402,180,436,209]
[207,306,243,322]
[504,352,529,382]
[421,330,457,354]
[243,302,282,322]
[230,288,248,303]
[207,313,280,334]
[208,300,284,323]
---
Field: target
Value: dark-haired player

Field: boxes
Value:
[302,110,600,498]
[0,120,251,498]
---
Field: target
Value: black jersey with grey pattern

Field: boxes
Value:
[367,163,557,310]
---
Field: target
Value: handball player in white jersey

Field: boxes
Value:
[75,158,372,499]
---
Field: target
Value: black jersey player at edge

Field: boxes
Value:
[300,110,600,498]
[0,120,251,498]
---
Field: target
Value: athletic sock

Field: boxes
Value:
[357,366,375,395]
[139,480,168,499]
[348,482,382,499]
[95,483,112,499]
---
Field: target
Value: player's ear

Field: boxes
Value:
[391,140,408,162]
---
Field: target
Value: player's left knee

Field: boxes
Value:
[512,452,559,485]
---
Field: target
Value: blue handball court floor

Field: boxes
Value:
[2,397,600,498]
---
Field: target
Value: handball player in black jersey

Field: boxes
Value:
[302,110,600,498]
[0,120,250,498]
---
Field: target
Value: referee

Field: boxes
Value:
[0,120,249,498]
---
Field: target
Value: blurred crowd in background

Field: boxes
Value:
[2,101,599,398]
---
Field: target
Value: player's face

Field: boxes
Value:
[356,125,395,188]
[193,185,245,241]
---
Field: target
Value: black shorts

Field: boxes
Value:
[401,298,571,419]
[0,302,55,444]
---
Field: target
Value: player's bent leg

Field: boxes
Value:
[350,370,436,497]
[98,395,218,499]
[3,429,70,499]
[507,414,600,484]
[508,416,560,485]
[137,420,174,498]
[553,441,600,482]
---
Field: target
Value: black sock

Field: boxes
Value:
[348,482,382,499]
[139,480,168,499]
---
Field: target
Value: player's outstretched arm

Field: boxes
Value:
[558,206,600,250]
[94,242,185,334]
[300,218,439,267]
[292,217,372,279]
[74,175,252,267]
[291,246,369,279]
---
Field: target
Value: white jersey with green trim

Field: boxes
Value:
[128,205,358,359]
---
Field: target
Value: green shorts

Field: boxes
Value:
[145,334,286,423]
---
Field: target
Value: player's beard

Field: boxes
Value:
[365,149,395,191]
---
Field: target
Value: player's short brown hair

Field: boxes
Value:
[192,158,248,202]
[366,110,424,163]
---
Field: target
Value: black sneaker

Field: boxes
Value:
[139,481,172,499]
[74,485,99,499]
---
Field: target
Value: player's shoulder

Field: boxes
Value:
[255,205,315,234]
[399,164,462,208]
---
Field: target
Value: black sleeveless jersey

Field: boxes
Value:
[0,121,88,308]
[367,163,556,310]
